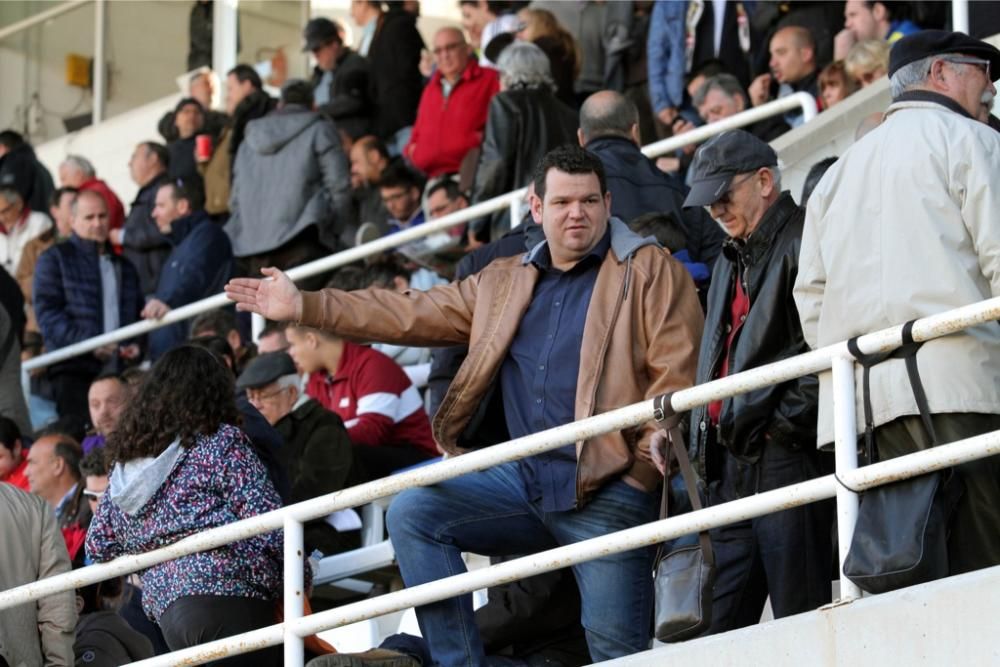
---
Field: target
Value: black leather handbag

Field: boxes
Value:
[652,396,716,643]
[842,322,963,594]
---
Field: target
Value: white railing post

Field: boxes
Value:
[251,312,265,343]
[831,355,861,601]
[952,0,970,34]
[284,517,305,666]
[92,0,107,125]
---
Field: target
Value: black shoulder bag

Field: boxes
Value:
[842,320,963,594]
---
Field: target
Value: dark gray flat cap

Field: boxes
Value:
[683,130,778,208]
[236,352,297,391]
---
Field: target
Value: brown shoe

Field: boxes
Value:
[306,648,421,667]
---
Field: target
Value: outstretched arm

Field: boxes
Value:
[225,267,304,322]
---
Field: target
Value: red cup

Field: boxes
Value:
[195,134,213,162]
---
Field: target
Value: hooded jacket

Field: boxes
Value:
[74,610,153,666]
[0,142,54,215]
[85,424,284,621]
[227,105,354,255]
[298,219,704,503]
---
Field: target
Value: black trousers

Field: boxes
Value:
[705,440,835,634]
[159,595,280,666]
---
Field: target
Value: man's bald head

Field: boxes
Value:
[578,90,640,146]
[769,25,817,84]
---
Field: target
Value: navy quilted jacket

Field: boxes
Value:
[33,235,144,374]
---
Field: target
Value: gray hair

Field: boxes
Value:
[62,155,96,178]
[889,55,937,97]
[276,373,302,392]
[693,74,748,108]
[769,166,782,191]
[497,41,554,91]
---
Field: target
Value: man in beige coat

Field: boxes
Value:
[794,30,1000,574]
[0,483,76,666]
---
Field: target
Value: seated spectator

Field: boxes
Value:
[837,0,921,60]
[33,190,143,426]
[578,90,726,270]
[405,27,500,177]
[380,160,426,234]
[0,484,76,667]
[471,41,578,242]
[74,573,154,665]
[190,309,256,374]
[349,135,391,236]
[818,60,860,109]
[0,186,52,277]
[628,211,709,303]
[0,129,54,215]
[257,320,290,354]
[86,345,284,664]
[515,7,579,107]
[288,324,438,479]
[0,415,28,491]
[81,373,128,455]
[693,74,791,141]
[845,38,891,87]
[57,155,126,240]
[113,141,171,297]
[79,447,110,514]
[226,79,354,284]
[166,98,207,192]
[158,70,229,143]
[303,17,372,140]
[25,433,91,561]
[237,351,359,553]
[425,175,472,255]
[144,180,233,359]
[749,26,822,127]
[200,64,276,220]
[800,156,838,207]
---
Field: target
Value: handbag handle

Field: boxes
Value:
[654,393,716,568]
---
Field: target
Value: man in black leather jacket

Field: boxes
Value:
[663,130,833,633]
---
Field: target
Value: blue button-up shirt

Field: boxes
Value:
[501,229,611,512]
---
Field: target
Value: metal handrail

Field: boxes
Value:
[22,93,817,373]
[3,294,999,664]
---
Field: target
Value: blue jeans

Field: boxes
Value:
[386,462,657,667]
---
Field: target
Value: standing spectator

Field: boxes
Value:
[190,309,256,375]
[166,98,206,191]
[515,7,580,108]
[287,324,438,480]
[352,0,426,151]
[187,0,213,71]
[113,141,170,297]
[0,186,52,278]
[0,303,30,434]
[143,181,233,360]
[159,71,229,144]
[200,64,276,220]
[227,79,354,283]
[86,345,284,664]
[578,91,726,270]
[81,373,128,455]
[749,26,822,127]
[349,136,391,235]
[33,191,144,426]
[845,39,891,87]
[668,129,831,632]
[0,484,76,667]
[818,61,860,109]
[237,351,358,553]
[303,17,372,140]
[405,27,501,177]
[57,156,126,241]
[0,416,28,491]
[837,0,921,60]
[74,573,154,666]
[794,31,1000,575]
[460,1,520,61]
[693,74,791,140]
[0,130,55,216]
[471,41,578,242]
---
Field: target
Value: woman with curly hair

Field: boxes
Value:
[85,345,283,665]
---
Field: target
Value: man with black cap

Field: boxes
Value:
[237,351,359,554]
[303,16,372,141]
[795,30,1000,575]
[654,129,832,632]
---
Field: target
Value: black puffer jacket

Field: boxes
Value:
[688,192,817,480]
[368,7,425,140]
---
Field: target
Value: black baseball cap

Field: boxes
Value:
[683,130,778,208]
[236,352,297,391]
[302,17,340,52]
[888,30,1000,79]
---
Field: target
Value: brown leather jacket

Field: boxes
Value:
[299,219,704,503]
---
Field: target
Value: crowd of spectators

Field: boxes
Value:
[1,2,998,666]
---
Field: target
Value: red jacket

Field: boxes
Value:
[0,450,29,493]
[306,341,438,457]
[405,60,500,177]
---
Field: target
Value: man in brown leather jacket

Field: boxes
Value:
[227,145,704,665]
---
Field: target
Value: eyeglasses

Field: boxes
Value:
[715,172,756,206]
[246,386,289,403]
[940,56,992,80]
[432,42,464,57]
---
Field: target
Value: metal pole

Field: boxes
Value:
[0,0,89,42]
[251,313,265,343]
[212,0,239,80]
[283,517,305,666]
[831,355,861,601]
[952,0,970,34]
[92,0,106,124]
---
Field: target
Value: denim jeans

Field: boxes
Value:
[386,461,658,667]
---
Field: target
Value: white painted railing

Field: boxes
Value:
[21,92,817,375]
[4,293,999,665]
